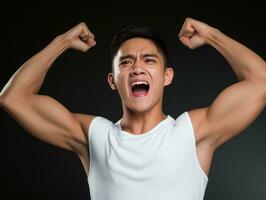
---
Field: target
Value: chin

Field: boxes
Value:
[125,101,157,114]
[130,107,150,114]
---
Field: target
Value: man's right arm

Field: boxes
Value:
[0,22,96,156]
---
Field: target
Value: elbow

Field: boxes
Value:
[0,91,19,108]
[0,86,32,109]
[260,62,266,82]
[0,82,26,107]
[263,66,266,103]
[264,80,266,105]
[259,75,266,104]
[0,84,11,107]
[0,92,6,107]
[262,75,266,104]
[262,63,266,83]
[251,64,266,104]
[0,92,9,108]
[260,78,266,106]
[0,94,2,106]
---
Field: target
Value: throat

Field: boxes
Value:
[120,113,167,135]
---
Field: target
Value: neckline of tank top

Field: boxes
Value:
[115,115,175,139]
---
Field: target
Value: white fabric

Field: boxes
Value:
[88,112,208,200]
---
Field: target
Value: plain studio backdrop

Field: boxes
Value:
[0,1,265,200]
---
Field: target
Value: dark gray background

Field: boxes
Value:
[0,1,265,200]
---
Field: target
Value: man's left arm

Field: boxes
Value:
[179,18,266,149]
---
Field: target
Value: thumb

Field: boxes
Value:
[80,33,95,41]
[72,40,93,52]
[179,36,192,49]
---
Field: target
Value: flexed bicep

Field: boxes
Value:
[0,21,97,153]
[198,79,265,149]
[182,17,266,150]
[1,93,91,152]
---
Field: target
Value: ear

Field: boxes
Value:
[164,67,174,86]
[108,73,117,90]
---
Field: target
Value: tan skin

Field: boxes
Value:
[0,18,265,177]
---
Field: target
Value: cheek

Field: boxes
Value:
[152,70,166,84]
[116,74,128,93]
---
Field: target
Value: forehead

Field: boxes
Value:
[117,38,162,57]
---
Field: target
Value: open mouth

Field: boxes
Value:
[131,81,150,97]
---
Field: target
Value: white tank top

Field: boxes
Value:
[87,112,208,200]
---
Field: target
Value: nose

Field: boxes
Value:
[130,63,146,76]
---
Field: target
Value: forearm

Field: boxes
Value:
[205,28,266,81]
[0,35,69,100]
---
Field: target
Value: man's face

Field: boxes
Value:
[108,38,173,113]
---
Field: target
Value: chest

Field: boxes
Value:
[102,128,194,181]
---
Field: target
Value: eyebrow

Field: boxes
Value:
[119,53,159,61]
[119,55,135,61]
[142,54,159,59]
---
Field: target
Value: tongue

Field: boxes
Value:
[132,88,147,97]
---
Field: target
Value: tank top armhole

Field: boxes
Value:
[184,112,209,181]
[87,116,102,179]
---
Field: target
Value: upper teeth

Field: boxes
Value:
[131,81,149,86]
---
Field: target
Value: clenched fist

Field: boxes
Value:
[178,18,218,49]
[60,22,96,52]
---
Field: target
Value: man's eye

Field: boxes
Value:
[145,58,156,63]
[120,60,132,66]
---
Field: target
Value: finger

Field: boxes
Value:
[85,37,97,47]
[178,18,195,37]
[178,25,195,37]
[179,36,193,49]
[181,30,195,38]
[80,33,95,41]
[78,22,95,41]
[74,40,91,52]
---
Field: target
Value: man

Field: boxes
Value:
[0,18,265,200]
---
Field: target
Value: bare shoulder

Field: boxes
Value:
[72,113,96,139]
[187,107,209,144]
[188,108,216,175]
[71,113,96,175]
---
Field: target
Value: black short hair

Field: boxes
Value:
[110,25,168,71]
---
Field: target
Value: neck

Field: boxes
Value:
[121,105,166,135]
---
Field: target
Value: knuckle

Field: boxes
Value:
[79,22,86,28]
[83,47,89,52]
[79,21,85,26]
